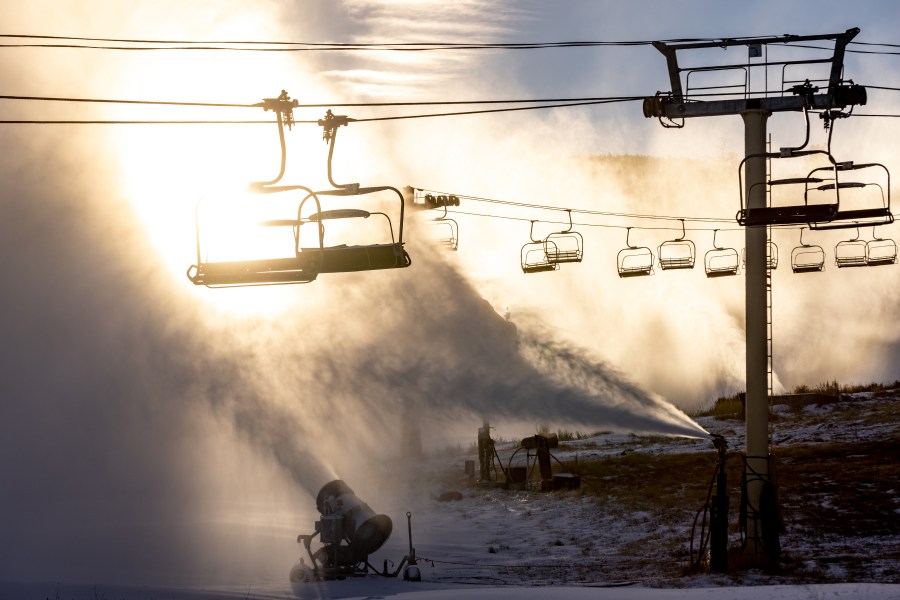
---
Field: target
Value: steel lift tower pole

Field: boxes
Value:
[643,28,866,564]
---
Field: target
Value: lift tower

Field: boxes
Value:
[643,28,866,564]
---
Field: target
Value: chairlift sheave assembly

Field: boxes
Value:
[704,229,740,277]
[657,219,695,270]
[617,227,654,277]
[790,227,826,273]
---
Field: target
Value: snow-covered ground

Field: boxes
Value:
[3,392,898,600]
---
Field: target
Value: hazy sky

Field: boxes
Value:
[1,0,899,587]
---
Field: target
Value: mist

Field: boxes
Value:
[2,0,900,589]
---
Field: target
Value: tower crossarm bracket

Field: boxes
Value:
[643,28,866,121]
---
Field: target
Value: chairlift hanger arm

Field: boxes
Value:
[318,109,359,191]
[251,90,300,188]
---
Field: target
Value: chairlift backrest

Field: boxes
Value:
[808,162,893,230]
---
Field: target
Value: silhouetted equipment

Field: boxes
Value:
[807,161,893,230]
[478,421,496,481]
[710,435,729,573]
[520,433,559,491]
[187,188,325,287]
[521,220,558,273]
[432,201,459,251]
[865,229,898,266]
[292,480,393,581]
[835,227,868,267]
[642,29,865,122]
[658,219,695,270]
[737,148,839,227]
[644,28,862,569]
[188,95,411,286]
[835,226,898,267]
[423,193,460,208]
[705,229,740,277]
[544,209,584,265]
[617,227,654,277]
[790,228,825,273]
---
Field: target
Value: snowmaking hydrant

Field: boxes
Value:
[710,434,729,572]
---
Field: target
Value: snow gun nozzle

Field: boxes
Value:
[711,434,727,452]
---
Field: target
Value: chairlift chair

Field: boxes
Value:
[704,229,740,277]
[617,228,655,277]
[431,202,459,251]
[790,227,825,273]
[305,109,412,273]
[866,228,897,266]
[737,149,840,227]
[834,227,868,268]
[544,209,584,265]
[521,220,558,273]
[657,219,695,270]
[807,162,893,230]
[186,187,326,287]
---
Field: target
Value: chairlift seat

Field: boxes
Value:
[309,242,411,273]
[737,203,838,227]
[187,255,319,287]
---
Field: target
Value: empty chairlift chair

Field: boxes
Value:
[307,110,411,274]
[834,228,868,268]
[737,149,839,227]
[808,161,893,230]
[704,229,740,277]
[431,201,459,251]
[790,228,826,273]
[617,228,654,277]
[657,219,695,270]
[521,220,558,274]
[866,228,897,266]
[544,209,584,265]
[187,187,327,287]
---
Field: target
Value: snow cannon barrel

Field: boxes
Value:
[315,480,392,556]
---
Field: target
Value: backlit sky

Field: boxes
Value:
[1,0,899,587]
